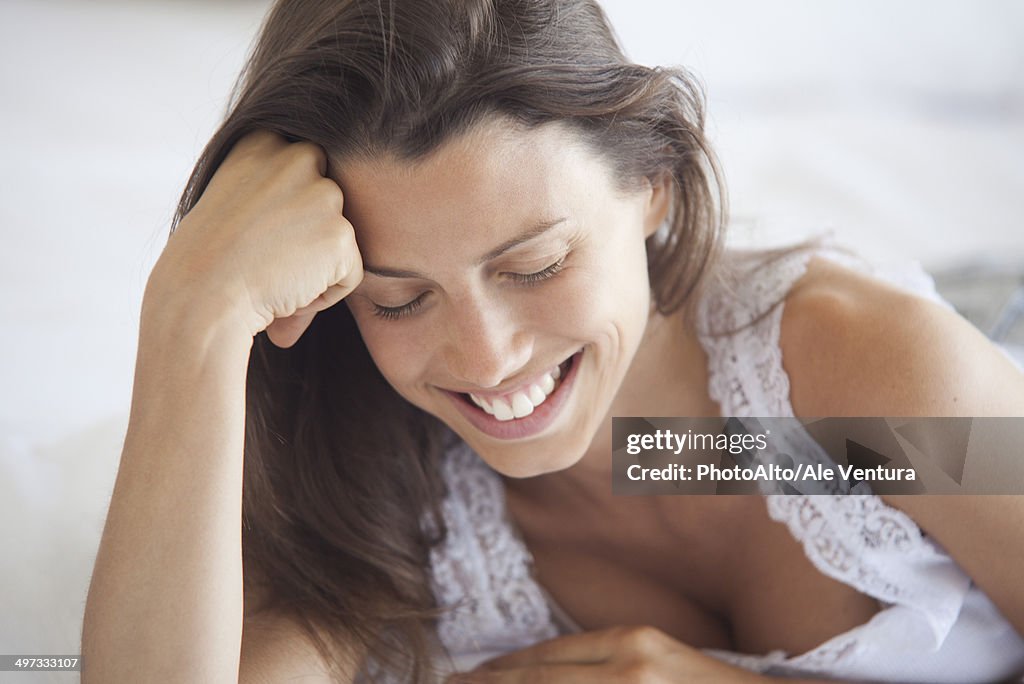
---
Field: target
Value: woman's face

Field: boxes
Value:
[336,119,669,477]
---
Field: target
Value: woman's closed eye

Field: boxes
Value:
[504,253,567,285]
[371,253,570,321]
[373,292,429,321]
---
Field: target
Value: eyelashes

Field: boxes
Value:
[371,253,569,321]
[505,254,567,285]
[373,292,428,321]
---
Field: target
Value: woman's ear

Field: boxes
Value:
[642,173,672,239]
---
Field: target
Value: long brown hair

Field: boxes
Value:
[172,0,726,680]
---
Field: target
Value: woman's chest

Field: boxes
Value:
[505,492,881,657]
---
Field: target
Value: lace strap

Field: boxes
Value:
[697,242,821,417]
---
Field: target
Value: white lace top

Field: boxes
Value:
[427,239,1024,682]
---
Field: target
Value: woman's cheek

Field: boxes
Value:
[555,276,607,331]
[354,318,429,392]
[556,255,650,336]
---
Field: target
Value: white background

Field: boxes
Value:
[1,0,1022,671]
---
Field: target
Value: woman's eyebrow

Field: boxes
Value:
[475,217,569,265]
[363,217,569,279]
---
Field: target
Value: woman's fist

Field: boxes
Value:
[150,131,363,347]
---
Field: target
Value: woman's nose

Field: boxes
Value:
[443,295,532,389]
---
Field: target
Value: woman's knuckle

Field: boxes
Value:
[334,219,357,248]
[289,141,327,170]
[333,226,362,278]
[315,177,345,211]
[619,625,664,652]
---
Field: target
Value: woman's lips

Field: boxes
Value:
[444,350,582,441]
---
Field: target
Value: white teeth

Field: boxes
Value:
[467,361,568,422]
[511,392,534,418]
[469,393,492,414]
[492,397,514,421]
[552,364,561,380]
[539,372,555,395]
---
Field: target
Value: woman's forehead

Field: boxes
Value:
[332,119,612,258]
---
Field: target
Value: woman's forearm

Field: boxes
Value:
[82,284,254,682]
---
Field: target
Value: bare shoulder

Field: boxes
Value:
[780,255,1024,418]
[239,608,361,684]
[779,256,1024,635]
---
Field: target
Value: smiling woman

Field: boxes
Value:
[337,119,668,473]
[79,0,1024,683]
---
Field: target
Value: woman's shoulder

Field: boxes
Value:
[780,254,1024,418]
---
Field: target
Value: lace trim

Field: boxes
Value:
[764,495,971,668]
[698,255,804,418]
[431,443,558,656]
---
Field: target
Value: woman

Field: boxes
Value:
[81,0,1024,682]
